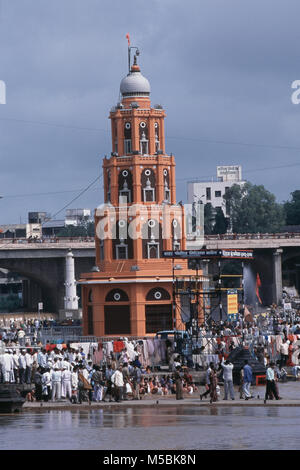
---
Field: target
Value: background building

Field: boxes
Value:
[0,223,42,239]
[65,209,92,226]
[0,209,92,239]
[187,165,245,219]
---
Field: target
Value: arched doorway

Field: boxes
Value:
[104,288,131,335]
[145,287,172,333]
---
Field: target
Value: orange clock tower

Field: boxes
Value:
[80,46,204,337]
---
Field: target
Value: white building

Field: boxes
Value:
[65,209,91,226]
[0,223,42,239]
[187,165,245,218]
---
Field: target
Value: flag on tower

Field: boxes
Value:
[126,33,130,46]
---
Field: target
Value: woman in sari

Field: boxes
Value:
[209,365,218,403]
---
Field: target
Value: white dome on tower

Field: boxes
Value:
[120,56,150,97]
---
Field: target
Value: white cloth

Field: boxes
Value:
[18,355,26,369]
[280,342,290,355]
[111,370,124,387]
[61,370,72,398]
[71,372,78,390]
[221,360,234,382]
[25,353,33,367]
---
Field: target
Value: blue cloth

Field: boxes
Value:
[243,364,253,382]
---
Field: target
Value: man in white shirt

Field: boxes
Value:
[37,348,47,371]
[42,368,52,401]
[61,358,72,372]
[18,350,26,384]
[2,349,13,383]
[12,350,20,383]
[61,366,72,401]
[279,340,290,369]
[51,368,62,401]
[221,358,235,400]
[25,350,33,384]
[17,329,25,346]
[111,365,124,402]
[264,362,281,403]
[8,350,15,383]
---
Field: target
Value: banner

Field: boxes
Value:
[162,249,253,260]
[227,289,238,315]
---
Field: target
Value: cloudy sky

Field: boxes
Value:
[0,0,300,224]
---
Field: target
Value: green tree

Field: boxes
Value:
[204,203,215,234]
[284,190,300,225]
[57,222,95,237]
[223,182,285,233]
[212,207,229,234]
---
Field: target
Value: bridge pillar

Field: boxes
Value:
[273,249,283,305]
[64,251,79,310]
[59,250,80,321]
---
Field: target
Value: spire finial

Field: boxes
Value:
[126,34,140,73]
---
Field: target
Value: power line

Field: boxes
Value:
[46,174,102,222]
[4,189,85,199]
[0,116,107,133]
[5,187,102,199]
[166,135,300,152]
[2,115,300,153]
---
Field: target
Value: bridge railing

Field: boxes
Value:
[0,237,94,245]
[205,232,300,240]
[39,326,83,343]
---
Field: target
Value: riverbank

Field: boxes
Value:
[21,385,300,410]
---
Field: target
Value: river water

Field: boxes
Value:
[1,382,300,450]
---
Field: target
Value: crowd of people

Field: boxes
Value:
[199,357,285,404]
[0,317,82,348]
[0,300,300,405]
[0,345,199,404]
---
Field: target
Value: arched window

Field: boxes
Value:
[146,287,171,301]
[139,121,149,155]
[105,288,129,302]
[88,289,93,303]
[112,220,133,260]
[155,122,160,153]
[118,169,133,203]
[142,219,162,259]
[163,169,170,203]
[172,218,181,251]
[141,168,156,202]
[124,122,132,154]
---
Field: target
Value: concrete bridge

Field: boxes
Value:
[189,233,300,305]
[1,232,300,313]
[0,239,95,313]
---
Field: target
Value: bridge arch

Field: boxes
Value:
[0,258,65,312]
